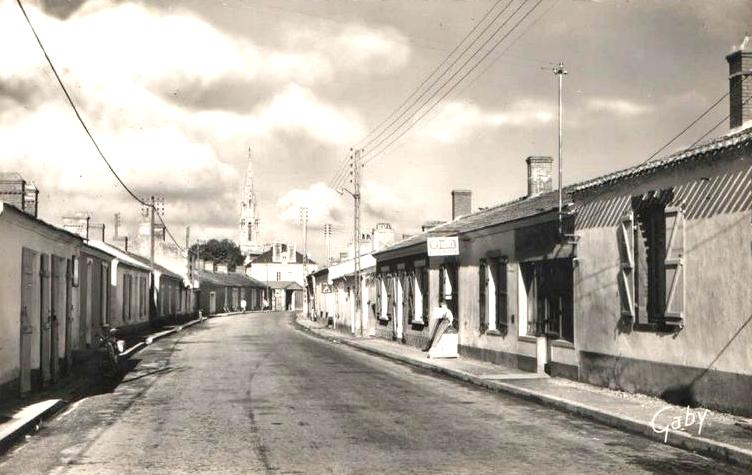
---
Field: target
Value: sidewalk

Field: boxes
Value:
[295,316,752,469]
[0,315,207,455]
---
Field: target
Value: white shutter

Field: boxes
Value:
[618,212,636,320]
[664,206,685,327]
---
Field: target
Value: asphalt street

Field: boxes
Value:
[0,311,743,474]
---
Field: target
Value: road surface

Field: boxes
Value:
[0,311,742,474]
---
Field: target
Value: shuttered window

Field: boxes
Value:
[628,193,685,330]
[403,272,414,323]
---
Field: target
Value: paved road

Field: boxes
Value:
[0,311,743,474]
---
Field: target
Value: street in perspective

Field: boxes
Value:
[0,0,751,474]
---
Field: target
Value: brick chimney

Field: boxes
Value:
[451,189,472,219]
[216,263,228,274]
[525,156,553,197]
[727,36,752,129]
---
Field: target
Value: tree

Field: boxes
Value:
[190,239,244,270]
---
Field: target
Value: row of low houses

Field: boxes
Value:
[0,185,270,401]
[308,47,752,417]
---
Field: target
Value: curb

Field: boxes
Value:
[293,319,752,469]
[0,399,66,455]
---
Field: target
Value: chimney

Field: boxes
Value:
[203,260,214,272]
[727,36,752,129]
[525,156,553,197]
[216,263,228,274]
[451,189,472,219]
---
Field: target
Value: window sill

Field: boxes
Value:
[484,329,506,337]
[550,339,575,349]
[517,335,537,344]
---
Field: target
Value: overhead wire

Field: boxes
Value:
[363,0,546,167]
[361,0,538,166]
[329,0,520,191]
[640,75,750,165]
[15,0,185,251]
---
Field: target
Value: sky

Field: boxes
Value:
[0,0,750,263]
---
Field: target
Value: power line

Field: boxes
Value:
[16,0,185,252]
[363,0,545,167]
[359,0,510,148]
[687,91,752,149]
[361,0,537,166]
[329,0,528,191]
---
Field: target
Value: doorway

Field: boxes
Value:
[20,248,37,394]
[520,259,574,374]
[209,291,216,314]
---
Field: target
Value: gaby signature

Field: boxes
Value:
[650,406,710,443]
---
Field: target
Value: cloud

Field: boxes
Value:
[0,0,376,242]
[362,180,404,220]
[276,180,405,229]
[587,98,652,116]
[276,182,346,227]
[421,100,555,144]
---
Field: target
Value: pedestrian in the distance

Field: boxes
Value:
[240,298,247,314]
[422,298,454,352]
[263,297,269,312]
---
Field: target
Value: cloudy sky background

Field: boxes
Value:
[0,0,749,262]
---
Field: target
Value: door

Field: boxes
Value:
[209,291,216,314]
[40,254,52,386]
[20,249,36,394]
[64,258,73,372]
[395,275,404,340]
[520,259,574,374]
[50,256,64,383]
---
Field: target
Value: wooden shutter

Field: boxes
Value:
[403,273,413,322]
[497,260,508,331]
[663,206,685,327]
[479,262,487,333]
[618,212,636,320]
[376,276,383,319]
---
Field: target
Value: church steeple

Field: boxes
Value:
[239,147,262,256]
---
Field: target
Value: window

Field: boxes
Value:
[622,193,685,329]
[479,259,508,335]
[247,223,253,241]
[378,276,389,321]
[276,272,281,281]
[519,260,573,342]
[439,264,458,329]
[413,267,428,324]
[122,274,129,321]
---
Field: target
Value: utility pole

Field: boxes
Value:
[323,224,332,265]
[351,148,362,337]
[185,225,191,283]
[554,62,567,236]
[150,195,156,269]
[113,212,121,240]
[299,207,309,316]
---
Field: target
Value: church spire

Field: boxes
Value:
[239,147,262,256]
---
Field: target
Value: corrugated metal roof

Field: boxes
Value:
[573,125,752,193]
[376,124,752,258]
[266,280,304,290]
[197,269,267,288]
[376,188,571,255]
[86,240,152,271]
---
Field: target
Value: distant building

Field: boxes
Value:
[246,242,317,286]
[0,172,38,217]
